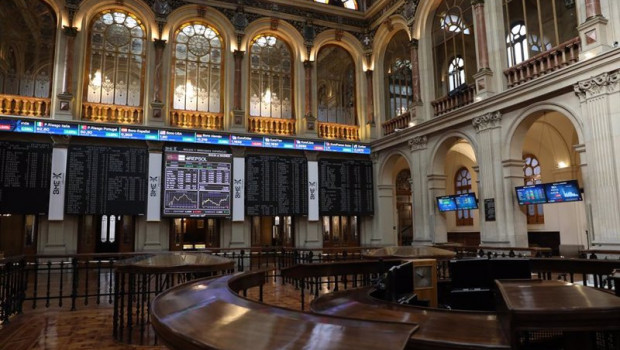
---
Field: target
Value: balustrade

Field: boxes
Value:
[317,121,360,141]
[382,111,411,136]
[504,37,581,88]
[0,94,51,117]
[169,110,224,130]
[247,116,296,135]
[431,84,476,117]
[82,102,143,124]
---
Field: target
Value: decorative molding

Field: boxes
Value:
[574,69,620,101]
[62,26,78,37]
[270,17,280,31]
[408,136,427,151]
[370,152,379,163]
[472,111,502,132]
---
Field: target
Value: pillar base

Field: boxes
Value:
[232,109,245,130]
[473,69,495,100]
[150,101,165,125]
[56,93,73,120]
[578,16,611,61]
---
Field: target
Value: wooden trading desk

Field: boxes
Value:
[495,279,620,348]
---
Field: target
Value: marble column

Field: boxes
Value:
[473,112,516,246]
[409,39,421,104]
[574,70,620,245]
[471,0,494,99]
[426,174,446,244]
[304,60,316,131]
[233,50,245,126]
[57,26,78,116]
[578,0,610,57]
[365,70,374,125]
[151,39,166,121]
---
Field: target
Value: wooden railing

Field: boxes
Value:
[431,83,476,117]
[504,37,581,88]
[247,116,296,135]
[82,102,143,124]
[382,111,411,136]
[0,93,51,117]
[317,121,360,141]
[169,110,224,130]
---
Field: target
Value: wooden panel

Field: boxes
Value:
[447,232,480,246]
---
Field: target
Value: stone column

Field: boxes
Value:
[57,26,78,116]
[233,50,245,126]
[365,70,374,125]
[409,39,424,124]
[578,0,610,58]
[151,39,166,122]
[473,112,517,246]
[304,60,316,131]
[426,174,447,244]
[408,136,433,244]
[471,0,494,99]
[138,141,167,251]
[574,70,620,246]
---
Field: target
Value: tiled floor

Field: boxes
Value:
[0,278,319,350]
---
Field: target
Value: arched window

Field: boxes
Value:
[314,0,358,10]
[249,35,293,119]
[432,0,476,97]
[172,22,222,113]
[448,56,465,92]
[455,167,473,226]
[384,31,413,120]
[85,10,146,107]
[506,22,528,66]
[0,0,56,100]
[503,0,577,64]
[317,45,356,125]
[524,154,544,224]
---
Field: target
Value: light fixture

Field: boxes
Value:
[557,161,569,169]
[90,70,102,87]
[263,88,272,105]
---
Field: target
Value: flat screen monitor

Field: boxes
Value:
[437,196,457,212]
[544,180,582,203]
[388,261,414,301]
[455,193,478,210]
[515,184,547,205]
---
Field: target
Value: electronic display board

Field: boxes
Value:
[544,180,582,203]
[162,147,232,217]
[515,184,547,205]
[319,159,374,216]
[0,141,52,214]
[436,196,457,212]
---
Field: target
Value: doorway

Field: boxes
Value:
[251,216,294,247]
[0,214,38,256]
[78,215,135,254]
[170,218,220,251]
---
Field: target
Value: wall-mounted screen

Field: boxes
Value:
[455,193,478,210]
[436,196,457,212]
[544,180,582,203]
[162,147,232,217]
[515,184,547,205]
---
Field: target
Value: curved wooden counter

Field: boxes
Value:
[151,274,418,350]
[311,287,510,350]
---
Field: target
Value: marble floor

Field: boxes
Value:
[0,277,315,350]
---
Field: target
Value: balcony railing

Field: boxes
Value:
[504,37,581,88]
[0,94,51,117]
[248,116,296,135]
[317,121,360,141]
[169,110,224,130]
[82,102,143,124]
[382,111,411,136]
[431,83,476,117]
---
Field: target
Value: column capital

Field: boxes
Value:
[409,38,419,49]
[408,136,427,152]
[472,111,501,133]
[574,69,620,101]
[303,59,314,69]
[470,0,484,6]
[62,26,78,37]
[233,49,245,59]
[154,38,167,49]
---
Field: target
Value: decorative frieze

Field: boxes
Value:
[408,136,427,151]
[574,69,620,101]
[472,112,502,133]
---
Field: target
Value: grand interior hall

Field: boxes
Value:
[1,0,620,349]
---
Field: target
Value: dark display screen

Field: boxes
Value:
[245,155,308,216]
[65,145,148,215]
[544,180,582,203]
[515,184,547,205]
[0,141,51,214]
[455,193,478,210]
[319,159,374,216]
[162,147,232,217]
[436,196,457,212]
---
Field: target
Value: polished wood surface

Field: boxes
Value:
[311,287,509,350]
[151,274,418,350]
[496,279,620,330]
[115,252,234,273]
[363,246,456,259]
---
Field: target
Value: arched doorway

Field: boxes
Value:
[378,153,412,246]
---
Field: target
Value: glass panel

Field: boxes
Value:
[101,215,108,242]
[317,45,356,124]
[109,215,116,243]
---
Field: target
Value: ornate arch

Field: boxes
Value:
[428,131,479,175]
